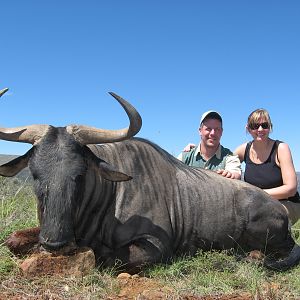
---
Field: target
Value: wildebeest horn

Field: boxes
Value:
[0,125,50,145]
[0,91,142,145]
[0,88,9,97]
[66,92,142,145]
[0,88,49,144]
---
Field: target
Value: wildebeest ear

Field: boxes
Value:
[0,148,33,177]
[98,161,132,182]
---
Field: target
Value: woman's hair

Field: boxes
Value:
[247,108,273,131]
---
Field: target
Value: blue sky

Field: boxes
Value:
[1,1,300,171]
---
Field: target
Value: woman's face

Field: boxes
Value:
[247,118,270,141]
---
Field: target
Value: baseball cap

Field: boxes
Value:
[200,110,222,125]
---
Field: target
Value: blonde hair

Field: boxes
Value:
[247,108,273,131]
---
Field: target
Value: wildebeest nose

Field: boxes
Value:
[39,236,77,254]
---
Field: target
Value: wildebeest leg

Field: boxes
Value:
[238,205,294,258]
[5,227,40,257]
[101,239,164,274]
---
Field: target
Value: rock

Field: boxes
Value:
[5,227,40,256]
[117,272,132,279]
[248,250,264,260]
[20,247,95,277]
[140,289,171,299]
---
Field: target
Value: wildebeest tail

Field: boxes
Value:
[264,244,300,272]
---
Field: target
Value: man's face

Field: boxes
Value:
[199,119,223,148]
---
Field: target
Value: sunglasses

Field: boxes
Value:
[249,122,270,130]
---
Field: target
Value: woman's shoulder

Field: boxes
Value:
[276,140,290,152]
[234,142,248,154]
[275,141,294,163]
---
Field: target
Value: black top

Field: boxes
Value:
[244,140,300,203]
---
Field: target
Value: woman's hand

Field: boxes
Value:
[183,143,196,152]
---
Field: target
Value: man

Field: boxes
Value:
[178,110,241,179]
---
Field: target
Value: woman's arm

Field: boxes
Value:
[264,143,298,200]
[233,143,247,163]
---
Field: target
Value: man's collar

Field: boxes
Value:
[197,143,222,159]
[215,144,222,159]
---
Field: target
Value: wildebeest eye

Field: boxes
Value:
[31,172,38,180]
[75,174,84,183]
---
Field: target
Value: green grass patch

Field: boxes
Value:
[0,177,38,242]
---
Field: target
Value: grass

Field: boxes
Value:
[146,251,300,298]
[1,176,300,299]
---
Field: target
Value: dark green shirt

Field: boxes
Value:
[180,144,241,172]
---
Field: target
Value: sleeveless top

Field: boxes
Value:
[244,140,300,203]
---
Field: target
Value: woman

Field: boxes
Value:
[234,108,300,224]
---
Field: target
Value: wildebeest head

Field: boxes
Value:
[0,89,142,253]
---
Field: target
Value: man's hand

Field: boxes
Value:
[183,143,196,152]
[216,169,238,179]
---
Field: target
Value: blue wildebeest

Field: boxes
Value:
[0,87,300,272]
